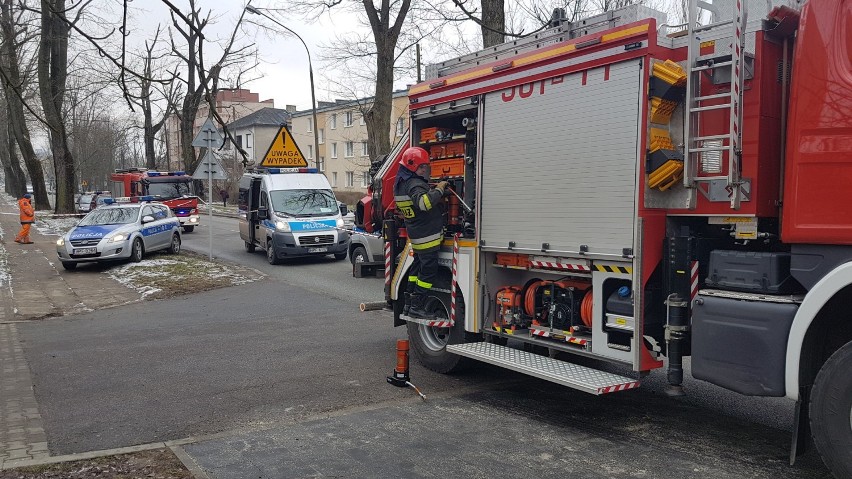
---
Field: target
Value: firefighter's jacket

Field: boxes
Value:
[18,198,34,224]
[394,167,444,253]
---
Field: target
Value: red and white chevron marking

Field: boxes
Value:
[690,260,699,303]
[597,381,640,394]
[530,329,589,346]
[450,233,460,325]
[529,261,590,272]
[427,320,454,328]
[384,241,391,286]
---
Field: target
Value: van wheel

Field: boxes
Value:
[245,241,256,253]
[266,240,280,265]
[130,238,144,262]
[406,288,469,374]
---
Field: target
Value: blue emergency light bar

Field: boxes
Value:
[103,198,115,205]
[147,172,161,176]
[172,171,186,176]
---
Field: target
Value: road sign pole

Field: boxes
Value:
[206,133,213,261]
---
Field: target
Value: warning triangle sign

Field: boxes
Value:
[260,125,308,168]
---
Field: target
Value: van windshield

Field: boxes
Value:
[269,189,337,217]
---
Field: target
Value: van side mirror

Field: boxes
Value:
[339,204,349,215]
[257,207,268,220]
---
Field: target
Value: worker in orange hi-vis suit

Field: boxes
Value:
[14,193,35,244]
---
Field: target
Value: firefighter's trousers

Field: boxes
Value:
[408,248,439,298]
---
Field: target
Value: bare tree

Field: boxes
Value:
[0,0,49,207]
[38,0,77,213]
[0,94,28,196]
[168,0,252,174]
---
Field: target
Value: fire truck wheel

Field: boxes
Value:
[130,238,144,263]
[406,289,468,374]
[183,226,195,233]
[244,241,256,253]
[266,240,280,265]
[61,261,77,271]
[168,234,181,254]
[810,340,852,479]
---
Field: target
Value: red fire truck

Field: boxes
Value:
[110,168,200,232]
[379,1,851,476]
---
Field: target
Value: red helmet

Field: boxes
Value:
[399,147,430,170]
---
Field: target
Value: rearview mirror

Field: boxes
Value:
[339,204,349,215]
[141,215,155,224]
[257,207,268,220]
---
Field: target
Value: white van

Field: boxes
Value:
[238,168,350,264]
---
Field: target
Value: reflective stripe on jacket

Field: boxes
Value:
[394,167,444,252]
[18,198,34,224]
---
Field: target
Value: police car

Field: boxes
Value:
[56,197,182,270]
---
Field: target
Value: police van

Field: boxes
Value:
[238,168,350,264]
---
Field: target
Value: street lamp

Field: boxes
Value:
[246,4,320,168]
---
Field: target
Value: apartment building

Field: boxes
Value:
[290,89,409,197]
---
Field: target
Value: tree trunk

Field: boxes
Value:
[38,0,75,213]
[480,0,505,48]
[362,0,411,159]
[0,0,50,208]
[0,113,27,197]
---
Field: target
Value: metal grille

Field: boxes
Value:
[70,239,101,247]
[446,342,639,395]
[700,139,723,173]
[298,234,334,246]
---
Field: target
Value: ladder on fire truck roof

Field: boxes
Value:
[682,0,748,209]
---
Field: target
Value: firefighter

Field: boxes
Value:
[14,193,35,244]
[394,147,448,319]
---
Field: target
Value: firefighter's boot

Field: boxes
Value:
[403,292,412,316]
[408,294,436,320]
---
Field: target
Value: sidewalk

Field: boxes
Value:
[0,197,142,466]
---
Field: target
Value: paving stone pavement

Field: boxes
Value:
[0,323,49,467]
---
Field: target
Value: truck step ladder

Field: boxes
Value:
[446,342,640,395]
[682,0,748,209]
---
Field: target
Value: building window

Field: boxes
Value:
[236,135,243,149]
[345,171,354,187]
[332,172,338,187]
[396,117,405,136]
[245,133,252,149]
[318,157,325,172]
[344,111,353,127]
[308,144,314,160]
[359,114,366,126]
[331,142,338,158]
[345,141,354,157]
[362,171,370,187]
[307,118,312,132]
[330,114,337,130]
[361,141,368,156]
[318,129,324,144]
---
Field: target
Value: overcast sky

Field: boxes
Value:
[127,1,416,112]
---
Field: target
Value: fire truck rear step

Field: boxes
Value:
[446,342,639,395]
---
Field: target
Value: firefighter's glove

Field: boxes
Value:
[435,181,449,195]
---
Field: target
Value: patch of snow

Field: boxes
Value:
[0,242,9,287]
[36,215,81,236]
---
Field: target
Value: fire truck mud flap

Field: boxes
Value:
[446,342,640,395]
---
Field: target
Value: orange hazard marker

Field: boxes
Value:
[386,339,426,400]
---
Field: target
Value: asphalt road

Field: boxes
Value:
[15,214,833,477]
[181,214,385,305]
